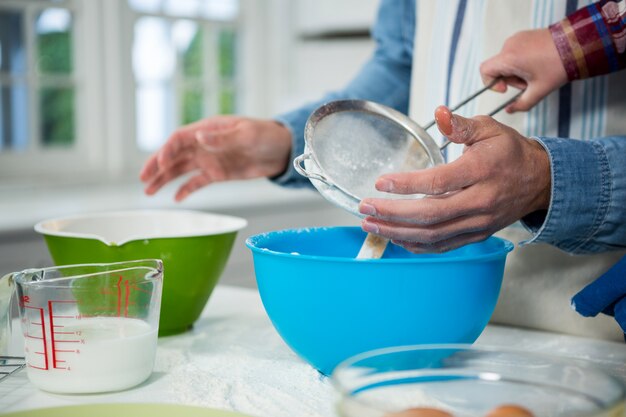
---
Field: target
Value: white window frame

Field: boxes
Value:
[0,0,264,185]
[122,5,241,166]
[0,0,107,182]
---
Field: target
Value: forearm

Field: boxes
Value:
[271,0,413,188]
[550,0,626,80]
[521,136,626,253]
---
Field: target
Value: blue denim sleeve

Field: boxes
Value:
[521,136,626,254]
[271,0,414,188]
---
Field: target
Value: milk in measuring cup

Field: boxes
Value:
[24,317,157,393]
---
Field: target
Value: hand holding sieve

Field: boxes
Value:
[294,80,523,217]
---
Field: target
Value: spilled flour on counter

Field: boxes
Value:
[166,354,330,416]
[153,312,335,417]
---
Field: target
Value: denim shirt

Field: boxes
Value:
[273,0,626,255]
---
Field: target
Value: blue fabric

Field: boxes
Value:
[445,0,468,107]
[443,0,468,161]
[556,0,579,138]
[571,255,626,339]
[522,136,626,254]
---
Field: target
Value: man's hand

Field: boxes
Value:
[358,106,551,253]
[480,29,568,112]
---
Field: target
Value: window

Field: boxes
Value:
[129,0,240,152]
[0,7,28,152]
[1,5,76,152]
[0,0,241,182]
[0,1,80,174]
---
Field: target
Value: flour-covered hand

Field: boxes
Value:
[358,106,551,253]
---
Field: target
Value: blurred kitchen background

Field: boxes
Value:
[0,0,380,287]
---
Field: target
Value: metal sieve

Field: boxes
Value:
[293,81,522,216]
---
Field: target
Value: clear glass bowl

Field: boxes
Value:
[332,344,626,417]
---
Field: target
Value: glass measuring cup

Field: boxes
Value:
[10,259,163,394]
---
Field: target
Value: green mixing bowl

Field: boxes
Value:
[35,209,247,336]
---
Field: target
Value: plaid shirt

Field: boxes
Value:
[550,0,626,80]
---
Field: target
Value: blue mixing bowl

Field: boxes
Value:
[246,226,513,375]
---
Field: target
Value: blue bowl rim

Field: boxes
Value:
[245,226,514,264]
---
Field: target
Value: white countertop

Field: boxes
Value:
[2,285,626,416]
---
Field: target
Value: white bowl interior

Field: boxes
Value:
[35,210,248,245]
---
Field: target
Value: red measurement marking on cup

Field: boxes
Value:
[115,275,133,318]
[117,276,123,317]
[116,276,134,317]
[48,300,79,370]
[24,305,49,370]
[98,275,149,318]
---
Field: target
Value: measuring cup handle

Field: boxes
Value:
[293,153,335,187]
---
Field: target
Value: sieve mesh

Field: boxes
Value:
[298,100,443,215]
[312,111,433,201]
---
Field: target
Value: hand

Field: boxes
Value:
[357,106,551,253]
[480,29,568,112]
[140,116,292,201]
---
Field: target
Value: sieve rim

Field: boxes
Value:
[301,100,445,214]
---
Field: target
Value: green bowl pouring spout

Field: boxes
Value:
[35,209,247,336]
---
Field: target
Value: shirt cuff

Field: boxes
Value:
[549,1,626,81]
[270,112,314,189]
[520,136,611,253]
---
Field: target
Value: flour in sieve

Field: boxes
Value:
[312,111,429,202]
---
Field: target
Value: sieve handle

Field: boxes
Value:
[293,153,335,187]
[422,77,523,130]
[422,78,500,130]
